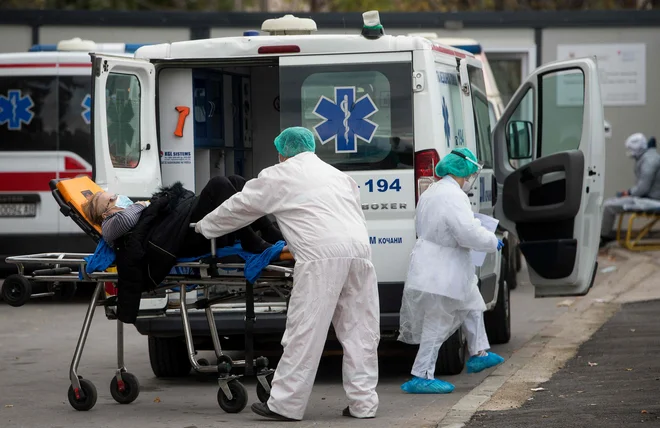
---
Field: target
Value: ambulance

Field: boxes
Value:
[0,39,149,285]
[89,11,604,377]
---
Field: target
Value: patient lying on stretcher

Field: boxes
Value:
[81,175,285,255]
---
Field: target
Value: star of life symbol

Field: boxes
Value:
[0,89,35,131]
[442,96,451,148]
[312,86,379,154]
[81,94,92,124]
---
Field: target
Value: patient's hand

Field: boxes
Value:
[136,201,149,207]
[283,245,288,253]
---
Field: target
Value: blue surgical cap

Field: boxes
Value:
[435,147,479,178]
[274,127,316,158]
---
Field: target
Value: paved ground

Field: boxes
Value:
[0,266,573,428]
[464,299,660,427]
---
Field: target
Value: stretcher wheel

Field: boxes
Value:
[256,373,274,403]
[1,274,32,307]
[109,372,140,404]
[217,380,248,413]
[67,378,98,411]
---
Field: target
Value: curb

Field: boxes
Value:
[436,249,660,428]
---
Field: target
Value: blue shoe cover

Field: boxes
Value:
[401,376,455,394]
[466,352,505,373]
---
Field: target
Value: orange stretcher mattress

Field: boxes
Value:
[56,176,103,234]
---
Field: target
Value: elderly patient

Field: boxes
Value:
[83,175,283,255]
[82,175,284,324]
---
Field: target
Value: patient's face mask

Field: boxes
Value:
[114,195,134,209]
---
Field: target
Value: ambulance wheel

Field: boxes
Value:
[67,378,98,411]
[52,282,77,302]
[148,336,191,378]
[110,372,140,404]
[218,380,248,413]
[1,274,32,307]
[436,329,466,376]
[256,373,274,403]
[485,256,511,345]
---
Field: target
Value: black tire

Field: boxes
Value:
[1,274,32,307]
[436,329,466,376]
[217,380,248,413]
[505,241,519,290]
[148,336,191,378]
[109,372,140,404]
[51,282,77,302]
[67,378,98,411]
[485,254,512,345]
[256,373,274,403]
[515,244,522,273]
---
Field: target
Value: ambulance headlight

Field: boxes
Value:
[361,10,385,40]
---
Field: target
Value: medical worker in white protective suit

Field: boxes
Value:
[195,127,380,421]
[398,148,505,394]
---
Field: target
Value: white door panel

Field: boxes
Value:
[493,58,605,297]
[91,54,161,197]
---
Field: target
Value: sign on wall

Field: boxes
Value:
[557,43,646,106]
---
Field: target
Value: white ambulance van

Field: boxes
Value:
[90,12,604,377]
[0,39,148,286]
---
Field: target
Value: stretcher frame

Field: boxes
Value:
[616,210,660,252]
[2,177,295,414]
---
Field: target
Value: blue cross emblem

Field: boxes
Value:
[442,96,451,148]
[313,87,379,153]
[81,94,91,125]
[0,90,35,131]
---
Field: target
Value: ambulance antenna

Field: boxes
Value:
[361,10,385,40]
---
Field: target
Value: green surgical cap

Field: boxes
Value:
[435,147,479,178]
[274,127,316,158]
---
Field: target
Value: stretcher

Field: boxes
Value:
[2,176,295,413]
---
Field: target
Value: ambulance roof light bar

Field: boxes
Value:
[361,10,385,40]
[261,14,317,35]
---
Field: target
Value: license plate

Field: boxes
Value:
[0,203,37,217]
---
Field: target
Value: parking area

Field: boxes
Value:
[0,266,572,428]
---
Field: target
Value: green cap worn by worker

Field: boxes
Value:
[435,147,480,178]
[274,126,317,158]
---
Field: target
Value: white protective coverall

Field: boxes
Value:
[196,152,380,420]
[398,176,498,379]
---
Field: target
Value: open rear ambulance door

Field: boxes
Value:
[91,54,161,198]
[493,58,605,297]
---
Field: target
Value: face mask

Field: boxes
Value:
[462,179,473,193]
[115,195,134,209]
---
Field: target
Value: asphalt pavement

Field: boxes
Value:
[464,299,660,428]
[0,266,572,428]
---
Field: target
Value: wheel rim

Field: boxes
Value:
[7,284,22,300]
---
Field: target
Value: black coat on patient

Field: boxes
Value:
[114,182,197,324]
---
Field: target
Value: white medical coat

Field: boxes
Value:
[405,176,498,302]
[196,152,380,420]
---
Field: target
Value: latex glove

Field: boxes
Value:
[497,239,504,251]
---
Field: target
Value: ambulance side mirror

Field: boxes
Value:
[506,120,533,160]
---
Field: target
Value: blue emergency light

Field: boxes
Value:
[28,43,151,53]
[450,44,483,55]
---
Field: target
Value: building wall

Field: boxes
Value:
[542,27,660,199]
[39,26,189,45]
[0,26,33,53]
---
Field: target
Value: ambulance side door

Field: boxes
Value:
[458,56,500,307]
[493,58,605,297]
[91,54,161,198]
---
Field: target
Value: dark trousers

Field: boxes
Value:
[180,175,281,257]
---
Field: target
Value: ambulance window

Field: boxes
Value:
[468,66,493,169]
[0,76,57,152]
[280,62,414,171]
[106,73,141,169]
[59,76,93,166]
[436,70,465,149]
[539,69,585,157]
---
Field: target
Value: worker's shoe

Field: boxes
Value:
[342,406,375,418]
[466,352,505,374]
[251,402,298,421]
[401,376,454,394]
